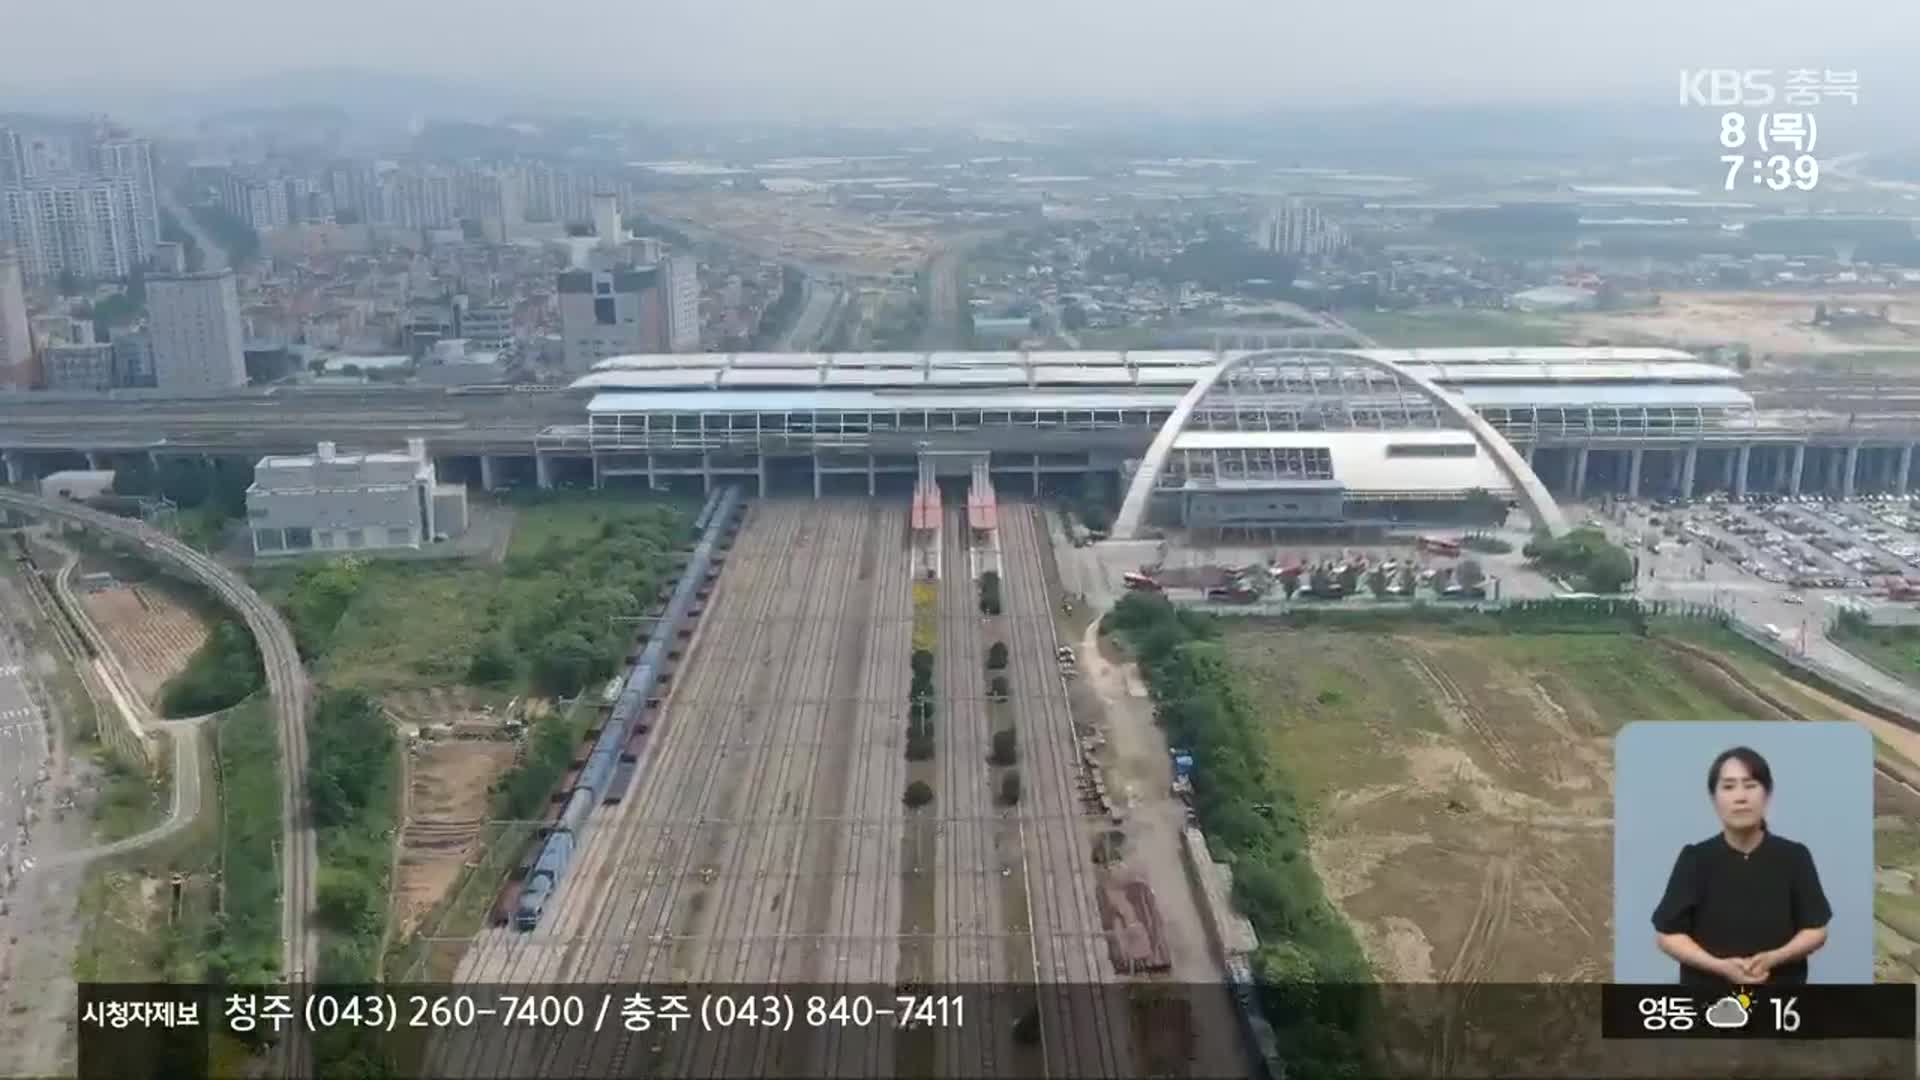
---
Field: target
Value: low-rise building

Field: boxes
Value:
[246,438,467,558]
[42,342,116,392]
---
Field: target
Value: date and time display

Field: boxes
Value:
[1717,112,1819,192]
[1680,68,1861,193]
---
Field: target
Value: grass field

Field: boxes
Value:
[1222,620,1920,984]
[1222,627,1770,983]
[1339,308,1580,347]
[1831,619,1920,689]
[253,494,694,695]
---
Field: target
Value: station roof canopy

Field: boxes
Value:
[574,347,1728,396]
[580,348,1752,416]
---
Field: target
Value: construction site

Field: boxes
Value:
[419,454,1269,1078]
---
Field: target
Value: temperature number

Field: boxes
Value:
[1721,154,1818,192]
[1772,996,1801,1034]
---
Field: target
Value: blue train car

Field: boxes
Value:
[514,829,576,929]
[511,486,744,932]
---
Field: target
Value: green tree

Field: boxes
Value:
[1000,771,1022,806]
[979,571,1002,615]
[986,641,1008,670]
[467,636,516,685]
[306,690,393,830]
[315,871,379,934]
[1457,559,1487,589]
[906,732,935,761]
[904,780,934,808]
[160,620,264,717]
[531,630,599,696]
[990,728,1018,766]
[988,674,1010,701]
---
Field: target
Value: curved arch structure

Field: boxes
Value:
[1112,348,1569,540]
[0,489,318,986]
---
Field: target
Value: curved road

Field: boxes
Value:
[0,491,315,992]
[43,721,204,869]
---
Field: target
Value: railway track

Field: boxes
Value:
[441,501,900,1078]
[1000,505,1135,1079]
[437,499,807,1076]
[935,507,1007,1076]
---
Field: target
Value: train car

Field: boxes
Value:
[621,727,648,764]
[512,486,745,932]
[559,787,595,836]
[604,760,639,805]
[514,829,576,930]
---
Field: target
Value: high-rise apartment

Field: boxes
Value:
[148,270,247,391]
[0,129,157,283]
[663,255,700,353]
[1,180,143,281]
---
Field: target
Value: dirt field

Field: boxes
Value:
[78,584,209,705]
[387,688,530,940]
[1225,624,1920,987]
[1564,290,1920,359]
[1224,629,1790,983]
[647,192,935,273]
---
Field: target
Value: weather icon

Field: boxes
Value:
[1705,993,1752,1030]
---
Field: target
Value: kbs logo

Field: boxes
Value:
[1679,69,1776,107]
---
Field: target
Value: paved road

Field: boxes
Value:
[42,722,202,870]
[158,188,228,272]
[779,280,842,352]
[0,617,49,893]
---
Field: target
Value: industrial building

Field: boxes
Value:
[245,438,468,558]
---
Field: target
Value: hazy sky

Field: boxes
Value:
[5,0,1915,116]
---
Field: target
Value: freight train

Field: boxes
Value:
[513,485,743,930]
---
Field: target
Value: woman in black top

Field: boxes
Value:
[1651,746,1832,989]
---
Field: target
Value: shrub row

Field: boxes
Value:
[979,571,1002,616]
[908,647,936,762]
[1104,592,1373,1073]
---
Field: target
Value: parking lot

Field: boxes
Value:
[1598,494,1920,592]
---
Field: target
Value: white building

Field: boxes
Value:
[0,254,32,389]
[591,192,622,246]
[221,172,292,230]
[148,270,247,391]
[1254,198,1347,258]
[246,439,468,558]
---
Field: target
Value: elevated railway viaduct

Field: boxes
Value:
[9,355,1920,509]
